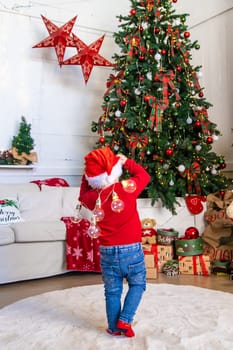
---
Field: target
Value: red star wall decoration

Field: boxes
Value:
[33,15,77,66]
[62,34,114,84]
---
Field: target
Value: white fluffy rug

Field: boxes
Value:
[0,283,233,350]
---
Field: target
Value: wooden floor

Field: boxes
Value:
[0,271,232,309]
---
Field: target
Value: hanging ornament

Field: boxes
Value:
[184,31,190,39]
[120,99,127,107]
[146,72,153,80]
[33,15,77,66]
[111,191,125,213]
[186,116,192,124]
[130,9,136,16]
[211,168,217,175]
[219,162,226,169]
[194,120,201,128]
[219,190,225,198]
[121,179,137,193]
[169,179,174,186]
[99,136,105,144]
[195,145,202,151]
[165,148,173,157]
[135,88,141,95]
[71,204,82,223]
[93,197,105,222]
[62,34,113,84]
[206,136,213,144]
[87,216,100,239]
[178,164,186,172]
[115,109,122,117]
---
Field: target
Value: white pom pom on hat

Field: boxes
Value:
[84,147,123,189]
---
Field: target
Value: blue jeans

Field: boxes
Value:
[99,242,146,333]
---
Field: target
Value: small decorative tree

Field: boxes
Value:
[11,116,34,155]
[10,116,37,165]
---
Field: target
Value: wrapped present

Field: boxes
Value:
[157,228,178,246]
[175,237,203,256]
[146,267,158,279]
[143,243,174,272]
[178,254,211,276]
[162,260,179,276]
[143,246,158,279]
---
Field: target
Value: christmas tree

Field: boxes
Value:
[91,0,231,213]
[11,116,34,155]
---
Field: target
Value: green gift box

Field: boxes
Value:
[175,237,203,256]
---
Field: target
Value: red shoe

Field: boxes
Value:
[106,329,122,336]
[116,320,135,337]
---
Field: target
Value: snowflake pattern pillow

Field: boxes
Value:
[0,197,22,225]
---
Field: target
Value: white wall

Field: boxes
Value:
[0,0,232,185]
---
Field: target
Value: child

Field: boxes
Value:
[79,146,150,337]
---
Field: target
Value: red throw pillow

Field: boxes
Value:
[31,177,70,189]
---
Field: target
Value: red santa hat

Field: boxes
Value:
[84,147,123,189]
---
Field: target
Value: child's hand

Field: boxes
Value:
[117,154,127,165]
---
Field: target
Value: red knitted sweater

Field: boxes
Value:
[79,159,150,246]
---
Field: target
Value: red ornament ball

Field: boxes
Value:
[130,9,136,15]
[161,49,167,55]
[184,31,190,39]
[173,0,178,2]
[206,136,213,144]
[185,226,199,239]
[165,148,173,157]
[154,28,160,34]
[219,162,226,169]
[194,120,201,128]
[176,65,182,72]
[219,190,225,197]
[199,92,204,98]
[120,99,127,107]
[99,136,105,144]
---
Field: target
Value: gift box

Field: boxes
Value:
[143,243,174,272]
[178,254,211,275]
[157,228,178,246]
[175,237,203,256]
[144,249,158,279]
[146,267,158,279]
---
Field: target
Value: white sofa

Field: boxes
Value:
[0,179,206,284]
[0,181,92,284]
